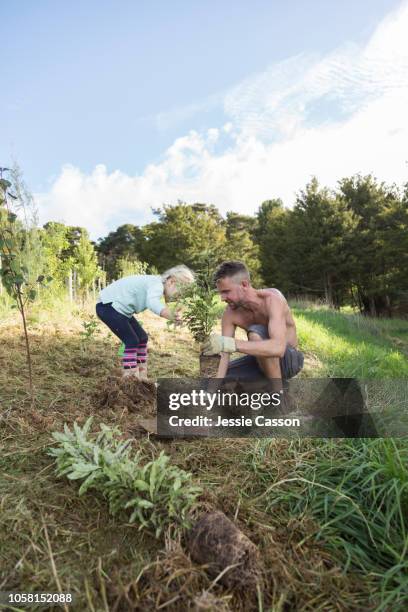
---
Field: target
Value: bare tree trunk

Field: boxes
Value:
[385,294,392,318]
[17,289,34,407]
[68,269,73,302]
[324,273,334,308]
[350,285,358,311]
[357,287,365,314]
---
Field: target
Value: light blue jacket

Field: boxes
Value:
[98,275,164,317]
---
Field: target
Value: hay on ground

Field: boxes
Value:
[94,373,156,414]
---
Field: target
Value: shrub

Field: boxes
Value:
[79,314,101,342]
[178,262,220,343]
[48,418,201,537]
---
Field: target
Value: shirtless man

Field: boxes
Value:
[202,261,304,383]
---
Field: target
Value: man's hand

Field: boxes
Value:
[202,334,236,355]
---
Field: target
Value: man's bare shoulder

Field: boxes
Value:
[256,288,287,308]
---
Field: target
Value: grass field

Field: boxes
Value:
[1,301,407,611]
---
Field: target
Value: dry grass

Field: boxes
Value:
[0,304,387,610]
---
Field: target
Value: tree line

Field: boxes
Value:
[97,176,408,316]
[1,165,407,317]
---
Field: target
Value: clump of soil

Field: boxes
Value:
[94,373,156,414]
[188,511,262,589]
[199,353,220,378]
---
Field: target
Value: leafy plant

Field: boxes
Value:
[178,260,220,343]
[79,314,101,342]
[117,256,148,278]
[73,232,101,303]
[48,418,201,537]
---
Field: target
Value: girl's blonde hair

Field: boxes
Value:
[161,265,195,285]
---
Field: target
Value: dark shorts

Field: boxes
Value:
[226,324,304,380]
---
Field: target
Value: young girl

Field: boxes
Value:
[96,265,194,379]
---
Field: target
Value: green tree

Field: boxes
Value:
[41,222,74,291]
[9,163,46,288]
[0,169,51,404]
[394,184,408,303]
[290,178,356,307]
[224,212,262,286]
[142,202,228,271]
[254,199,293,292]
[97,224,146,280]
[255,184,357,307]
[73,232,100,301]
[117,256,148,277]
[338,174,406,315]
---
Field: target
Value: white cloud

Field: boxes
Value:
[36,165,152,238]
[153,92,222,131]
[36,1,408,239]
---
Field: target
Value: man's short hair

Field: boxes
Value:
[213,261,250,284]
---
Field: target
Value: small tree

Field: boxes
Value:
[0,168,51,404]
[41,222,74,293]
[73,232,100,303]
[181,274,219,343]
[178,258,221,377]
[117,256,148,278]
[10,163,46,287]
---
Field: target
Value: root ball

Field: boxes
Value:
[188,511,261,589]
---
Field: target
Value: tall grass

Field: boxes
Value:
[294,307,408,377]
[253,306,408,609]
[246,438,408,610]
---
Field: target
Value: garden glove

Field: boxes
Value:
[202,334,236,355]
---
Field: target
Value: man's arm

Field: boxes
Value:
[235,297,287,358]
[216,311,236,377]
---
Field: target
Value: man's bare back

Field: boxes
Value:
[224,288,298,348]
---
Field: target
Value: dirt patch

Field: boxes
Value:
[199,354,220,377]
[188,511,262,590]
[94,373,157,415]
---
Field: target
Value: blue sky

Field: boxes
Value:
[2,0,408,238]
